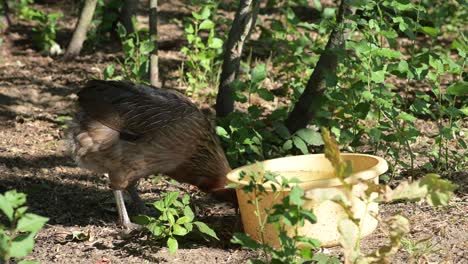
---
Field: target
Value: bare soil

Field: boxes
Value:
[0,1,466,263]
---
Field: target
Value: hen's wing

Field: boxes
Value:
[77,80,200,140]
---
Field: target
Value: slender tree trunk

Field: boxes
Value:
[120,0,137,34]
[64,0,98,59]
[285,0,348,133]
[1,0,12,30]
[215,0,260,117]
[149,0,159,86]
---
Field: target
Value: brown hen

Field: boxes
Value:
[68,80,234,228]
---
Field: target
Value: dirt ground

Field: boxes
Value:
[0,1,467,263]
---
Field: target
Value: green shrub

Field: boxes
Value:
[16,0,62,54]
[133,191,218,255]
[180,0,224,96]
[103,18,154,84]
[0,190,48,264]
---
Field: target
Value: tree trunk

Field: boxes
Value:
[149,0,159,86]
[215,0,260,117]
[1,0,12,30]
[64,0,98,59]
[285,0,348,133]
[120,0,137,35]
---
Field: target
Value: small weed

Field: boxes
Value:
[16,0,62,54]
[0,190,49,264]
[103,18,154,84]
[54,115,72,128]
[85,0,122,47]
[217,62,324,168]
[401,236,440,263]
[133,191,218,255]
[180,1,223,96]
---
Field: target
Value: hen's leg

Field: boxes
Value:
[113,190,139,229]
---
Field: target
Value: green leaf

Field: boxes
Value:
[296,128,324,146]
[132,215,152,225]
[164,192,180,207]
[251,64,267,84]
[397,112,417,122]
[193,221,218,240]
[231,232,260,249]
[18,261,40,264]
[199,6,211,20]
[183,206,195,221]
[446,81,468,96]
[172,224,189,236]
[153,200,165,212]
[312,253,341,264]
[5,190,27,208]
[273,122,290,139]
[257,88,274,101]
[289,186,304,206]
[398,60,409,73]
[292,136,308,154]
[216,126,229,138]
[282,140,293,151]
[371,70,386,83]
[10,233,35,258]
[116,23,127,38]
[209,37,223,49]
[104,65,115,79]
[296,236,321,249]
[362,90,374,101]
[420,174,458,206]
[167,211,176,225]
[0,194,14,221]
[17,213,48,234]
[419,26,439,37]
[322,7,335,18]
[176,216,191,225]
[167,237,178,254]
[373,48,401,58]
[182,194,190,205]
[139,41,154,54]
[184,23,194,34]
[199,19,214,30]
[147,222,163,236]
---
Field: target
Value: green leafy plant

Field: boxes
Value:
[0,190,49,264]
[217,62,324,168]
[401,236,440,263]
[180,1,224,96]
[103,18,154,84]
[257,0,331,103]
[16,0,62,54]
[85,0,122,47]
[133,191,218,255]
[238,0,467,177]
[320,0,467,175]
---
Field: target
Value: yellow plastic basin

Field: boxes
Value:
[226,153,388,247]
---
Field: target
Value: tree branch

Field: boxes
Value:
[64,0,98,59]
[215,0,260,117]
[285,0,348,133]
[149,0,159,86]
